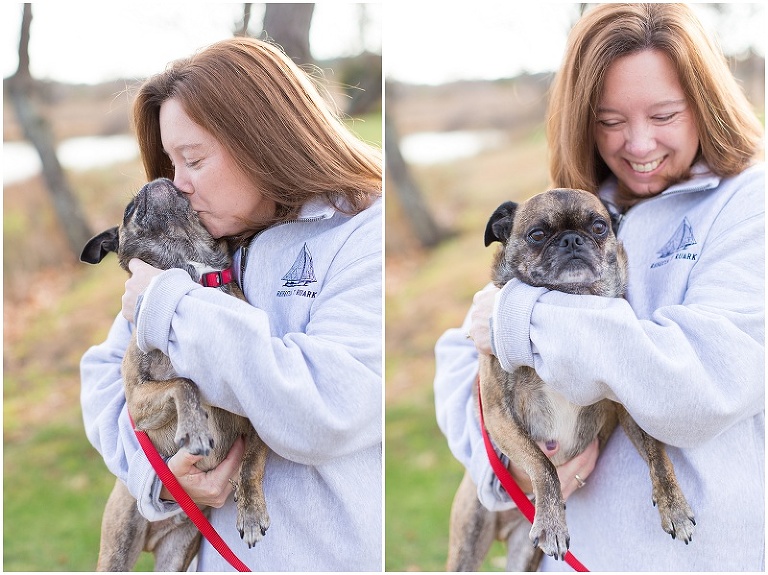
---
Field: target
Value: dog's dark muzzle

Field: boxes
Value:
[556,232,591,257]
[130,178,191,228]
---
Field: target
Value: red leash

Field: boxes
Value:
[476,379,589,572]
[129,414,251,572]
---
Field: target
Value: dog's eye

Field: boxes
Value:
[527,229,547,243]
[591,219,608,236]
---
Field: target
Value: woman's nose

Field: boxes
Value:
[624,123,656,157]
[173,171,193,195]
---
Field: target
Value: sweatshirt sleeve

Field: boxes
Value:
[134,219,382,466]
[80,315,183,521]
[434,300,517,512]
[493,189,765,448]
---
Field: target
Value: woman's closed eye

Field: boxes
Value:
[596,118,624,128]
[651,112,680,123]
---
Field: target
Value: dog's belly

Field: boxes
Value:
[514,371,601,467]
[534,387,587,466]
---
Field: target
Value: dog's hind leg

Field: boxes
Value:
[97,480,149,571]
[503,512,543,571]
[235,426,271,548]
[150,521,202,571]
[446,471,497,571]
[616,405,696,543]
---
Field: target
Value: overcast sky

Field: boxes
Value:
[1,3,765,86]
[1,3,382,84]
[384,2,766,85]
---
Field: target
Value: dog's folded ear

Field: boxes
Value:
[599,199,623,233]
[484,201,518,246]
[80,227,120,264]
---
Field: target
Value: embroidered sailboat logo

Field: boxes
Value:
[657,217,697,258]
[282,243,317,287]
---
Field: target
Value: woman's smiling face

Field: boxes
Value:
[594,49,700,207]
[159,97,276,239]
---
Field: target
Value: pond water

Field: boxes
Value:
[3,129,504,185]
[3,134,139,186]
[399,129,507,165]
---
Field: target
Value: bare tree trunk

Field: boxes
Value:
[8,4,93,258]
[344,52,382,116]
[262,3,315,65]
[343,4,382,115]
[385,108,449,249]
[235,3,252,37]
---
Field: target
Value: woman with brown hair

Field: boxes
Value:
[435,3,764,570]
[82,37,382,571]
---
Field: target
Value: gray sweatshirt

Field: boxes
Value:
[434,163,764,571]
[81,197,382,571]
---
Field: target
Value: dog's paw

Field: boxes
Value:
[176,431,215,456]
[175,416,214,456]
[529,508,570,560]
[653,489,696,544]
[236,501,270,548]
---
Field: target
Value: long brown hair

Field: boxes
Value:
[547,3,763,192]
[133,37,381,232]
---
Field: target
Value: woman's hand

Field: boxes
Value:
[160,435,245,507]
[508,438,600,500]
[122,258,163,323]
[469,284,500,355]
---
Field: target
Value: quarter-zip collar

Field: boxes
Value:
[234,196,338,288]
[600,161,721,230]
[296,195,338,221]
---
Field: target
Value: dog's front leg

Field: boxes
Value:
[123,340,215,456]
[479,358,570,560]
[126,376,214,457]
[234,426,271,547]
[616,405,696,543]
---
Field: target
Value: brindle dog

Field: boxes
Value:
[447,189,695,571]
[82,178,269,571]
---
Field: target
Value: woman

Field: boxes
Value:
[435,4,763,571]
[81,37,382,571]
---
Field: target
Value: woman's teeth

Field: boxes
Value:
[630,158,662,173]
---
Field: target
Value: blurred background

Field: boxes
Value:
[3,2,766,573]
[383,2,764,571]
[2,3,381,570]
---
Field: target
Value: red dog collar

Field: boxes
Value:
[199,267,235,288]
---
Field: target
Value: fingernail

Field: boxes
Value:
[545,440,558,451]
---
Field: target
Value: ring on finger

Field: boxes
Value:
[574,474,586,489]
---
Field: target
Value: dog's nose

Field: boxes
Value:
[558,232,584,251]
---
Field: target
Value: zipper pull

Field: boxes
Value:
[239,245,248,290]
[612,211,625,233]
